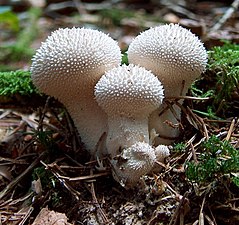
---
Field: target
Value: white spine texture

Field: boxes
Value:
[95,64,164,156]
[111,142,157,187]
[31,27,121,153]
[128,24,208,145]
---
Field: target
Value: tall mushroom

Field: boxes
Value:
[94,64,168,186]
[127,24,208,145]
[94,64,164,157]
[31,27,121,153]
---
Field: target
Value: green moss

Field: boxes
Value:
[191,41,239,117]
[173,142,186,153]
[208,41,239,106]
[186,136,239,186]
[0,70,38,96]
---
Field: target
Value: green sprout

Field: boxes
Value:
[186,136,239,187]
[173,142,186,153]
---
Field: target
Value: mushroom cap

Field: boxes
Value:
[31,27,121,101]
[127,24,208,96]
[112,142,156,187]
[94,64,164,118]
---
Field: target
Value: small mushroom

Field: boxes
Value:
[31,27,121,153]
[112,142,170,187]
[94,64,164,158]
[112,142,157,187]
[128,24,208,145]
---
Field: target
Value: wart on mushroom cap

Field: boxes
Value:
[94,64,164,158]
[127,24,208,145]
[31,27,121,153]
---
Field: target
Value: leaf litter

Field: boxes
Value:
[0,0,239,224]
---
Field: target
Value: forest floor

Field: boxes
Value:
[0,0,239,224]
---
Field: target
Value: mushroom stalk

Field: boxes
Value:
[63,98,108,152]
[149,99,183,145]
[106,116,149,157]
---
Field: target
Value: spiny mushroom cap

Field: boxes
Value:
[112,142,156,186]
[94,64,164,118]
[154,145,170,162]
[127,24,208,95]
[31,27,121,102]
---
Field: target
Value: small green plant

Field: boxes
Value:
[208,41,239,106]
[191,41,239,117]
[186,136,239,187]
[0,70,38,96]
[122,52,128,65]
[173,142,186,153]
[32,166,56,189]
[32,166,62,207]
[35,130,60,156]
[193,106,221,120]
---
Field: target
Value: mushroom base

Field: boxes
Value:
[106,116,150,158]
[149,103,181,146]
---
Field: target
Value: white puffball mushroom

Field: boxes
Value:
[128,24,208,145]
[94,64,164,158]
[112,142,157,187]
[31,27,121,153]
[152,144,170,172]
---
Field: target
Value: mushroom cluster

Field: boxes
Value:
[94,64,169,187]
[31,24,207,188]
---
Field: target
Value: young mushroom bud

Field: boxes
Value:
[31,27,121,154]
[128,24,208,145]
[94,64,164,158]
[112,142,157,187]
[112,142,170,187]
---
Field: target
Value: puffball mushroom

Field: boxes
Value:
[31,27,121,153]
[94,64,164,158]
[112,142,157,187]
[128,24,208,145]
[112,142,170,187]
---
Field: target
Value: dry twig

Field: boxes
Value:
[0,152,46,200]
[209,0,239,33]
